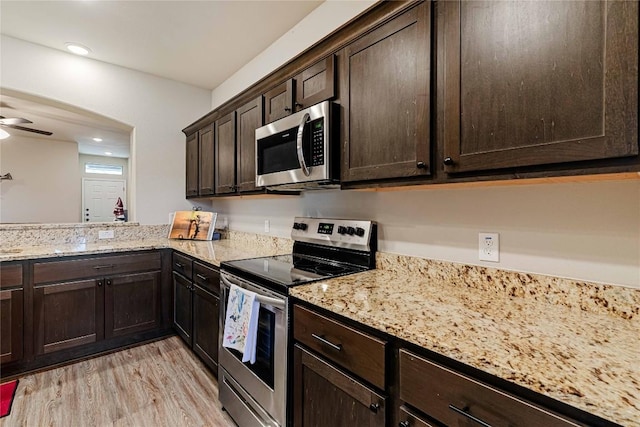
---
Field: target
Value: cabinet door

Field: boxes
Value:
[440,0,638,173]
[185,133,199,198]
[0,288,23,364]
[34,279,104,355]
[340,2,431,183]
[293,344,386,427]
[173,272,193,345]
[295,55,336,111]
[398,405,436,427]
[199,125,215,196]
[236,97,264,193]
[215,111,237,194]
[104,271,161,339]
[192,285,219,371]
[264,79,294,123]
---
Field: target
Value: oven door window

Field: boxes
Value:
[257,125,311,175]
[226,304,276,389]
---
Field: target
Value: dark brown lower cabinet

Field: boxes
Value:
[172,257,220,372]
[0,288,24,364]
[398,405,435,427]
[293,344,386,427]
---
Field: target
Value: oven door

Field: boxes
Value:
[255,100,332,188]
[219,272,287,427]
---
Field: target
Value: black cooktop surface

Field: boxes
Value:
[221,254,368,289]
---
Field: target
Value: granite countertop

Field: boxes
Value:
[290,266,640,426]
[0,238,286,267]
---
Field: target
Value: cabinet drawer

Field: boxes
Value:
[33,252,161,284]
[193,261,220,296]
[293,305,386,390]
[0,263,23,289]
[399,405,436,427]
[172,252,193,279]
[399,349,580,427]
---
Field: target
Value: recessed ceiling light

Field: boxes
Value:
[92,137,103,142]
[0,129,10,140]
[65,42,91,56]
[104,151,113,156]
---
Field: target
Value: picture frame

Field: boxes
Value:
[168,211,218,240]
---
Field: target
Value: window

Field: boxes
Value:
[85,163,123,175]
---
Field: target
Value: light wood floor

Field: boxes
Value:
[1,336,236,426]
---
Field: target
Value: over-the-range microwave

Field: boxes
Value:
[255,100,339,191]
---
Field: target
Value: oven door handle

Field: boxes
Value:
[296,112,311,177]
[221,273,286,311]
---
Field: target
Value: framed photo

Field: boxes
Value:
[168,211,217,240]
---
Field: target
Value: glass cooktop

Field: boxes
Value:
[222,254,367,288]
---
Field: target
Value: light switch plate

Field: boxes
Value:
[479,232,499,262]
[98,230,114,239]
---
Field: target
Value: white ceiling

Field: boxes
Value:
[0,0,324,158]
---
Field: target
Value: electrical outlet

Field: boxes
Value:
[264,219,270,233]
[479,232,499,262]
[98,230,114,239]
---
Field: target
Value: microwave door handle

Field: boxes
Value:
[296,112,311,177]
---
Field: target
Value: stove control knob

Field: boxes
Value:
[347,226,356,236]
[298,223,308,231]
[337,226,347,235]
[293,222,301,230]
[355,227,365,237]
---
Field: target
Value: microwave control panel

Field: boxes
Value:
[310,118,325,166]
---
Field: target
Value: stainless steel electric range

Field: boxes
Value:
[218,217,377,427]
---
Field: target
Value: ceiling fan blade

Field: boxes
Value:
[0,117,33,125]
[3,124,53,136]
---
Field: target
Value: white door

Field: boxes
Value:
[82,179,126,223]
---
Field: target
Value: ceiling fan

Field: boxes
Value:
[0,115,53,136]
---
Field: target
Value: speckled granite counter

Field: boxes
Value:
[290,254,640,426]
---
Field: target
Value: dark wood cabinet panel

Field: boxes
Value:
[264,80,294,123]
[172,252,193,280]
[0,263,23,289]
[192,285,219,371]
[399,349,578,427]
[34,279,103,355]
[193,261,220,296]
[215,111,237,194]
[0,288,23,364]
[293,344,386,427]
[236,97,264,193]
[294,305,386,390]
[295,55,335,111]
[173,272,193,346]
[440,0,638,173]
[199,125,215,196]
[186,132,199,198]
[104,271,161,339]
[340,2,431,183]
[399,405,436,427]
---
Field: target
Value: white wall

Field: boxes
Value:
[0,136,80,223]
[212,180,640,288]
[1,35,212,224]
[211,0,377,108]
[207,0,640,288]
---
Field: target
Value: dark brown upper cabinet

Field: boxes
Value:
[264,80,295,124]
[340,1,431,183]
[198,125,215,196]
[215,111,237,195]
[294,55,336,112]
[439,0,639,174]
[236,96,264,193]
[185,133,199,198]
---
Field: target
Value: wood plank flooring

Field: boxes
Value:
[1,336,236,426]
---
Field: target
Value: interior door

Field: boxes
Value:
[82,178,126,222]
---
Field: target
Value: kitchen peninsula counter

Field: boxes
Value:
[290,253,640,427]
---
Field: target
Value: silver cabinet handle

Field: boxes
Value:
[311,333,342,351]
[196,273,208,282]
[93,264,115,270]
[448,405,492,427]
[296,112,311,177]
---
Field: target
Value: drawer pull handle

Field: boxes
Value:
[311,334,342,351]
[196,273,209,282]
[369,403,380,413]
[175,262,184,269]
[399,422,410,427]
[93,264,115,270]
[448,405,492,427]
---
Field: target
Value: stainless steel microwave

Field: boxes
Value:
[255,101,338,190]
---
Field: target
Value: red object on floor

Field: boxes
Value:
[0,380,18,418]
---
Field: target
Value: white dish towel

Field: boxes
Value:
[222,284,260,364]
